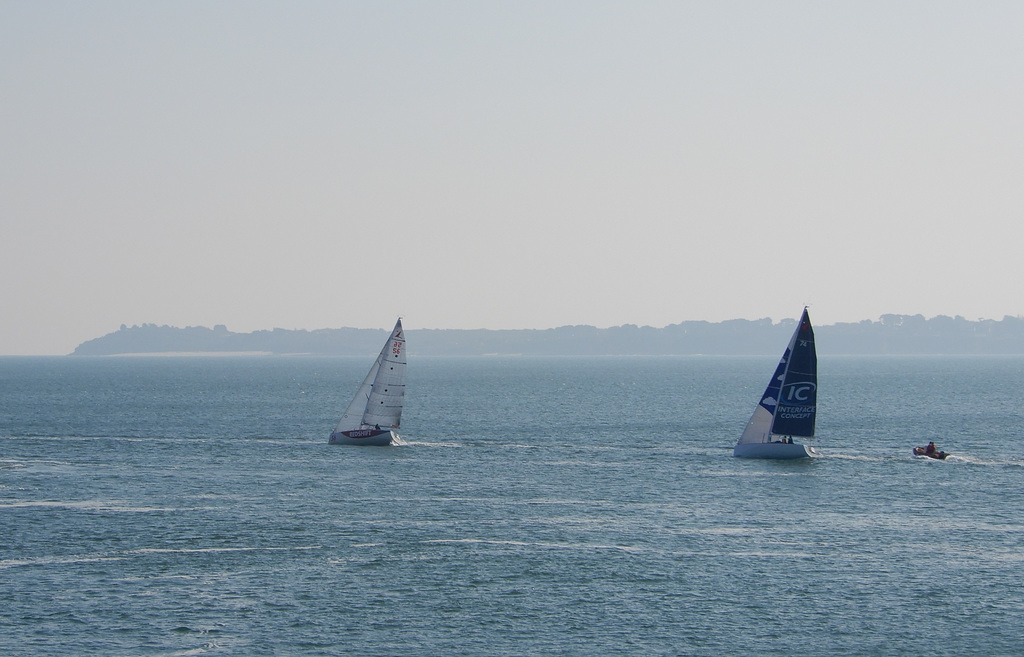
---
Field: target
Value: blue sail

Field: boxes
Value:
[770,308,816,438]
[756,349,790,415]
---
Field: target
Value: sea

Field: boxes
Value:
[1,354,1022,656]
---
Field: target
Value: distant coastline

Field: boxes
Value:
[70,315,1024,356]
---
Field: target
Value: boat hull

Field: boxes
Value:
[328,429,397,446]
[912,447,949,460]
[733,442,817,459]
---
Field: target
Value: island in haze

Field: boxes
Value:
[71,314,1024,356]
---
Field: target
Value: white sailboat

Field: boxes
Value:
[734,307,819,459]
[328,319,406,446]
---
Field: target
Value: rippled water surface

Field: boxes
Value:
[2,355,1023,655]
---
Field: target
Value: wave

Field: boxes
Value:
[0,554,125,569]
[0,500,215,512]
[165,645,223,657]
[421,537,644,553]
[4,434,307,444]
[0,545,322,570]
[128,545,321,555]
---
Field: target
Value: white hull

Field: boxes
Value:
[733,442,817,459]
[328,429,397,446]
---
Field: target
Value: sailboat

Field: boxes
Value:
[734,307,819,459]
[328,319,406,446]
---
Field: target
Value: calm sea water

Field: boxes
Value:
[2,355,1022,656]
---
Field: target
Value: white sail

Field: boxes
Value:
[737,404,775,445]
[360,321,406,429]
[333,361,380,433]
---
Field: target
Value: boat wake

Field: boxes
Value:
[938,454,1024,467]
[402,439,462,447]
[826,453,890,462]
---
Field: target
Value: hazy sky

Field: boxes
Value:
[3,1,1023,354]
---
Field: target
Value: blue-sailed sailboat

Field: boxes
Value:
[734,307,819,459]
[329,319,406,446]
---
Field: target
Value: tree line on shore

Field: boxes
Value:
[71,314,1024,356]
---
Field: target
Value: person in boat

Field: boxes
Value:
[925,442,937,455]
[374,424,380,431]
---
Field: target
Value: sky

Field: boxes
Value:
[3,1,1024,355]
